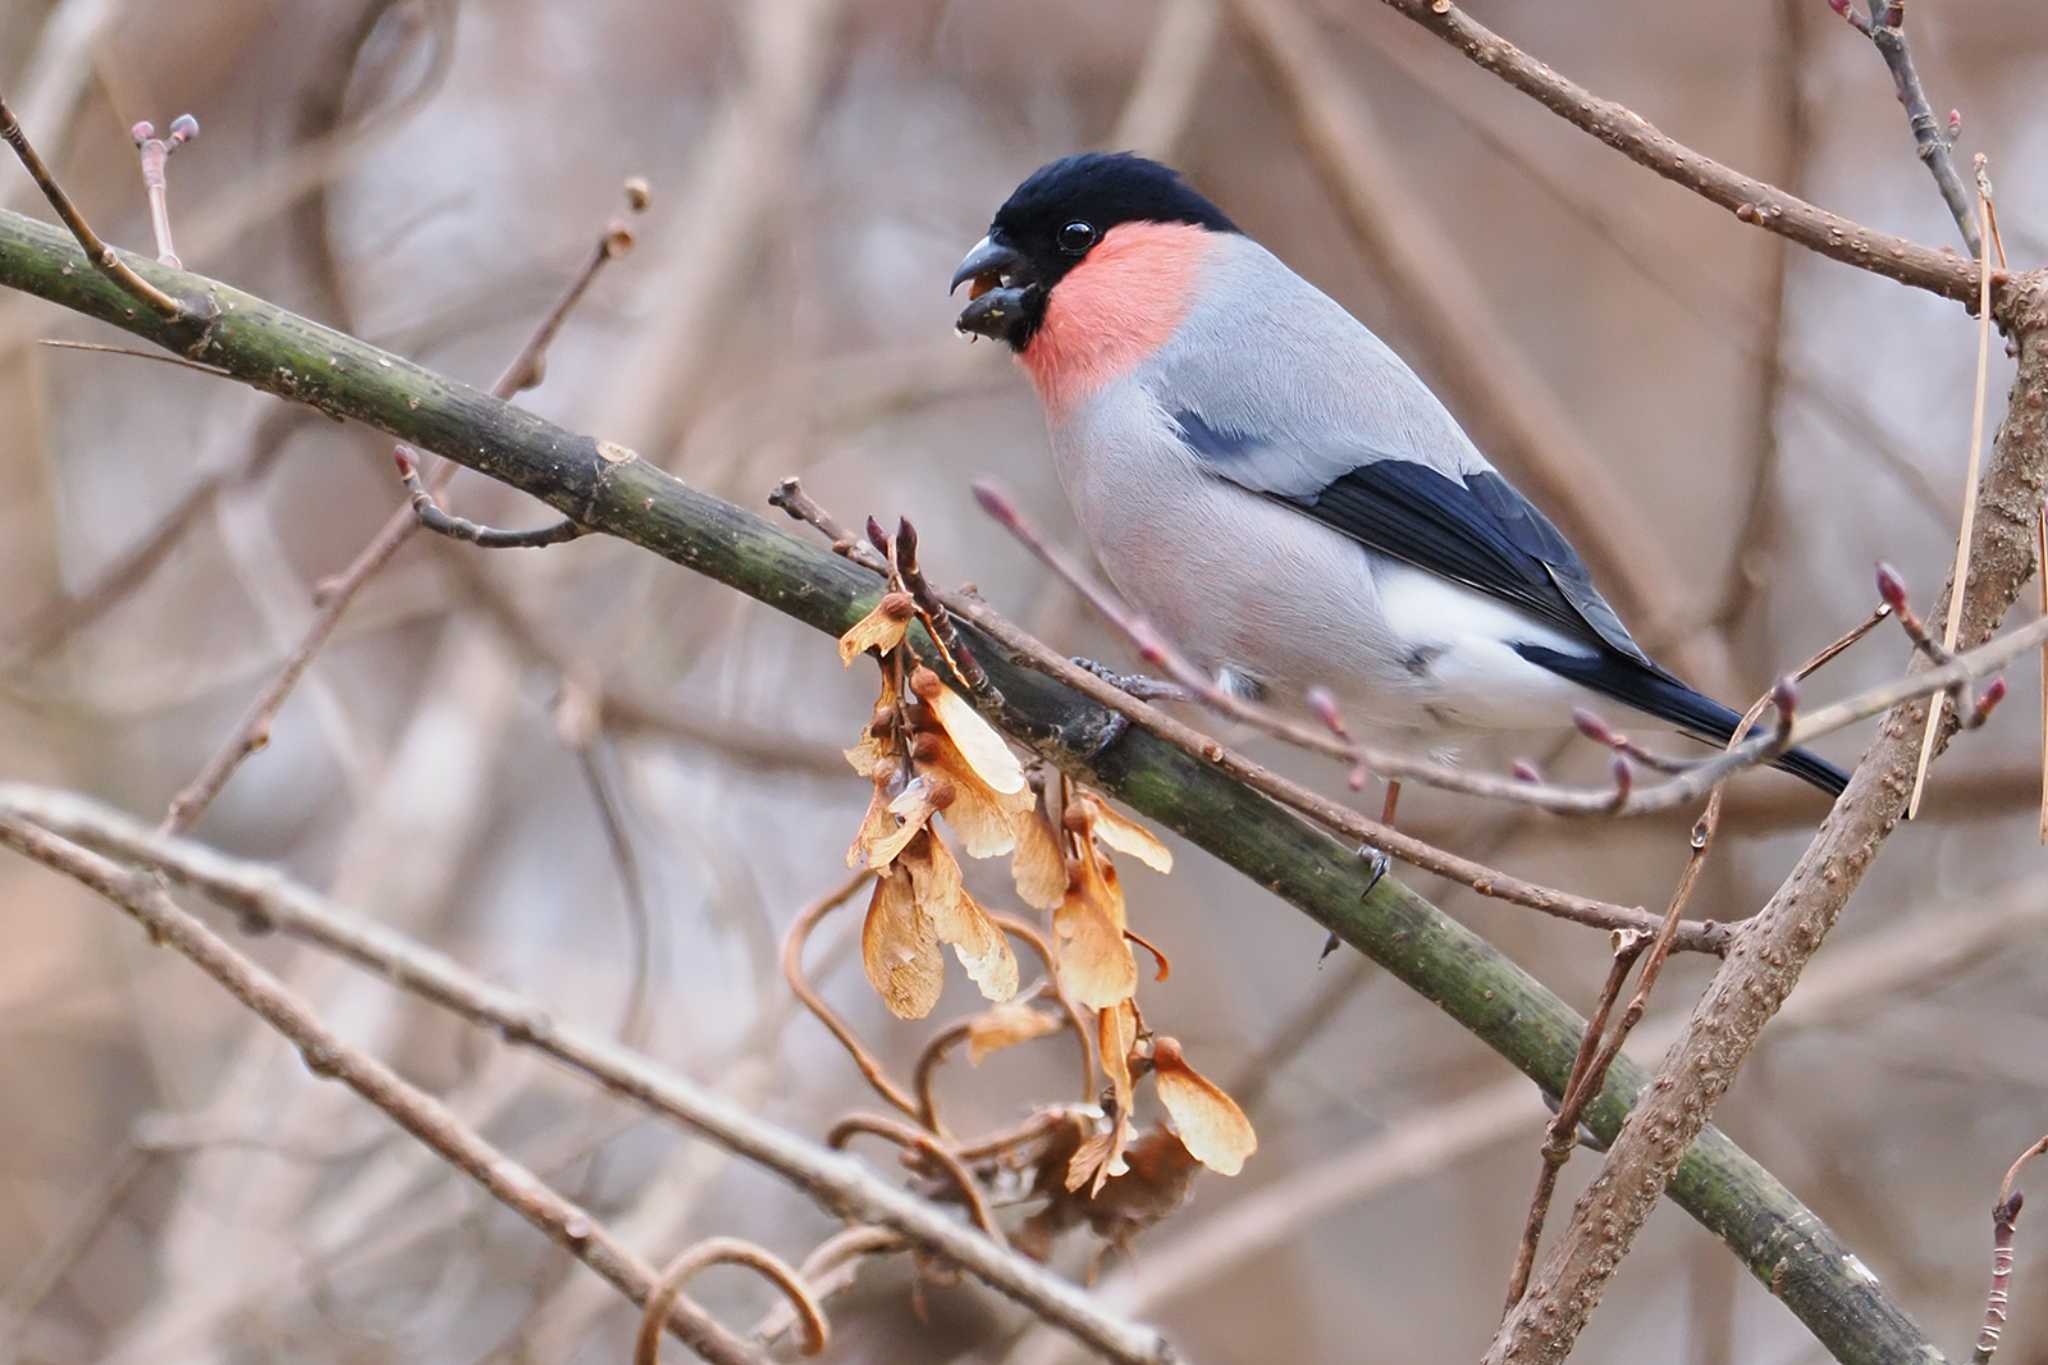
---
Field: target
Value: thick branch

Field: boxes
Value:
[1374,0,1989,309]
[1488,272,2048,1364]
[0,211,1945,1365]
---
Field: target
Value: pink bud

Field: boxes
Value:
[168,113,199,145]
[1771,674,1799,718]
[1609,755,1633,801]
[1947,109,1963,140]
[865,516,891,558]
[1347,763,1367,791]
[1305,685,1350,738]
[1826,0,1849,13]
[1970,676,2008,727]
[1572,707,1616,747]
[392,448,415,476]
[1511,759,1542,783]
[130,120,155,144]
[1875,561,1909,612]
[971,480,1020,529]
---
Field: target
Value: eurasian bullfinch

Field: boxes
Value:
[950,152,1845,796]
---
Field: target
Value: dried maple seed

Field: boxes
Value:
[880,591,917,620]
[910,732,943,763]
[909,666,943,701]
[1062,805,1091,835]
[926,776,958,810]
[867,707,896,737]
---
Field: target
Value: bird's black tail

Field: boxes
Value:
[1514,645,1848,797]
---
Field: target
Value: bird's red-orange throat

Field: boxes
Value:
[1017,220,1213,414]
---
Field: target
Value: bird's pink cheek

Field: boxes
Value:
[1019,222,1213,414]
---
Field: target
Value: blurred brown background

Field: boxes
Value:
[2,1,2044,1361]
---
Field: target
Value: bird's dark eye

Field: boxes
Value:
[1056,220,1097,255]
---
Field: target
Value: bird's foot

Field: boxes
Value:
[1319,845,1392,961]
[1069,656,1191,703]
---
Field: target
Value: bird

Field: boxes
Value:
[948,152,1847,801]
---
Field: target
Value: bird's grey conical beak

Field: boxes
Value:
[949,234,1026,295]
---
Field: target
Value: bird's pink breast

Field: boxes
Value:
[1018,221,1213,414]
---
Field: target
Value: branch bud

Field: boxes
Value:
[1305,685,1350,740]
[623,175,652,212]
[1875,561,1909,613]
[971,480,1021,531]
[1511,759,1543,783]
[1968,676,2008,728]
[1572,707,1616,747]
[167,113,199,148]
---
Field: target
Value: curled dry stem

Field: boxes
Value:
[826,1113,1007,1246]
[635,1236,827,1365]
[781,871,920,1120]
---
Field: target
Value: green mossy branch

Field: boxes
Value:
[0,207,1940,1364]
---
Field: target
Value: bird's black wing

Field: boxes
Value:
[1173,409,1654,667]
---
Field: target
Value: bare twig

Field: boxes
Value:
[635,1237,827,1365]
[1027,872,2048,1361]
[751,1227,905,1349]
[826,1113,1008,1246]
[395,446,586,547]
[0,814,766,1365]
[1832,0,1980,257]
[1911,175,1998,815]
[0,90,185,317]
[1500,930,1646,1312]
[130,114,199,268]
[1975,1137,2048,1362]
[158,196,632,833]
[35,335,227,377]
[0,787,1178,1365]
[1484,271,2048,1365]
[782,871,922,1119]
[2038,502,2047,844]
[1372,0,1988,308]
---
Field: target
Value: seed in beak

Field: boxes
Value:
[966,271,1000,301]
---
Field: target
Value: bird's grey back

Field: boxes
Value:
[1141,234,1492,494]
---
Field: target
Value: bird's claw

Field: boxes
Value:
[1320,845,1391,962]
[1356,843,1391,898]
[1069,656,1191,703]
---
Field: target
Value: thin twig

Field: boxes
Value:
[1500,930,1646,1313]
[2038,502,2047,845]
[0,90,185,317]
[750,1226,905,1349]
[36,336,228,377]
[826,1113,1008,1247]
[1910,174,1997,816]
[635,1237,827,1365]
[781,871,921,1119]
[1372,0,1987,308]
[0,787,1177,1365]
[130,114,199,268]
[1497,607,1893,1319]
[396,446,586,546]
[1975,1137,2047,1362]
[157,199,632,833]
[1834,0,1980,257]
[989,912,1096,1107]
[0,814,766,1365]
